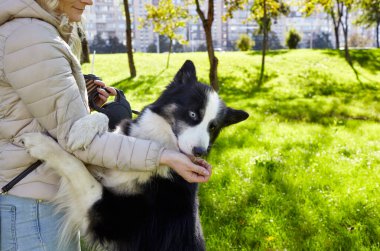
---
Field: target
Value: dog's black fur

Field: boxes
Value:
[83,61,248,250]
[88,173,203,251]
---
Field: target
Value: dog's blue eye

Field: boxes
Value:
[189,111,197,120]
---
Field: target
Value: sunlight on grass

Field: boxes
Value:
[82,49,380,250]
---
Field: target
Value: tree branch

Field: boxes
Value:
[195,0,207,23]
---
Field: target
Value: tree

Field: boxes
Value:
[192,0,251,91]
[312,31,333,49]
[147,43,157,53]
[123,0,136,78]
[355,0,380,48]
[141,0,189,68]
[158,35,171,53]
[236,34,255,51]
[90,33,107,53]
[339,0,354,63]
[194,0,219,91]
[196,44,207,51]
[348,32,371,48]
[250,0,289,86]
[286,28,301,49]
[90,34,128,54]
[108,36,127,53]
[78,25,90,64]
[173,41,185,52]
[303,0,344,50]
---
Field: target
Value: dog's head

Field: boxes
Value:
[150,60,249,157]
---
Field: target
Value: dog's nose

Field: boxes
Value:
[192,147,207,157]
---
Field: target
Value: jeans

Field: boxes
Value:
[0,194,80,251]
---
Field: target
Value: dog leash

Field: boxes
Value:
[1,160,43,194]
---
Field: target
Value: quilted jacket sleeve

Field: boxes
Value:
[3,20,163,171]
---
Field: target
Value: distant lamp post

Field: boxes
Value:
[310,31,313,49]
[156,33,160,53]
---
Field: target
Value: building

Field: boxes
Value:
[84,0,378,52]
[130,0,155,52]
[273,6,333,49]
[84,0,126,45]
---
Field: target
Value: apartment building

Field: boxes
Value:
[84,0,126,44]
[84,0,377,52]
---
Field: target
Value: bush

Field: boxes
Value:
[196,44,207,52]
[253,32,283,50]
[286,29,301,49]
[147,43,157,53]
[312,32,333,49]
[236,34,254,51]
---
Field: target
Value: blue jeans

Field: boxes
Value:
[0,194,80,251]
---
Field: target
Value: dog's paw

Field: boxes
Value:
[68,113,109,151]
[19,133,60,161]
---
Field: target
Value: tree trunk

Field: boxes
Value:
[258,0,268,87]
[334,25,340,49]
[166,38,173,69]
[330,1,344,50]
[123,0,136,78]
[341,6,352,64]
[204,24,219,91]
[81,36,90,64]
[195,0,219,92]
[259,31,267,87]
[78,26,90,64]
[330,11,340,50]
[377,20,380,48]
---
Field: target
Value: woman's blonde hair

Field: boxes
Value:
[35,0,84,59]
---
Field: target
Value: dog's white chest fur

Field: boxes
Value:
[95,109,176,194]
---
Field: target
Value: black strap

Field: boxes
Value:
[1,160,43,194]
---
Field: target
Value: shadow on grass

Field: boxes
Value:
[322,49,380,87]
[323,49,380,75]
[259,97,380,125]
[247,49,291,57]
[113,69,167,93]
[265,68,380,125]
[218,66,276,102]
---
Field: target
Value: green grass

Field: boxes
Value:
[82,49,380,250]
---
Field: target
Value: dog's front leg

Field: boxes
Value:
[20,133,103,233]
[67,113,109,151]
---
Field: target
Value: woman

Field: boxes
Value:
[0,0,211,250]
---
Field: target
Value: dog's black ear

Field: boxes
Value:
[174,60,197,84]
[223,108,249,127]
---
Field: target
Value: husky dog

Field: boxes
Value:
[21,61,249,250]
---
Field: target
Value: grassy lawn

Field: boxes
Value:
[82,49,380,250]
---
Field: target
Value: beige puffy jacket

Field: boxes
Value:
[0,0,164,200]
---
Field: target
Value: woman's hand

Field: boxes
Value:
[159,149,212,183]
[92,80,117,107]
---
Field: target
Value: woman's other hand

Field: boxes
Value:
[92,80,117,107]
[159,149,212,183]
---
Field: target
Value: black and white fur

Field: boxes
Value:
[20,60,249,250]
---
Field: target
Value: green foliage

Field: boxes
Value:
[223,0,249,21]
[250,0,290,33]
[253,32,283,50]
[286,28,301,49]
[312,31,333,49]
[355,0,380,25]
[139,0,189,44]
[82,49,380,250]
[236,34,255,51]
